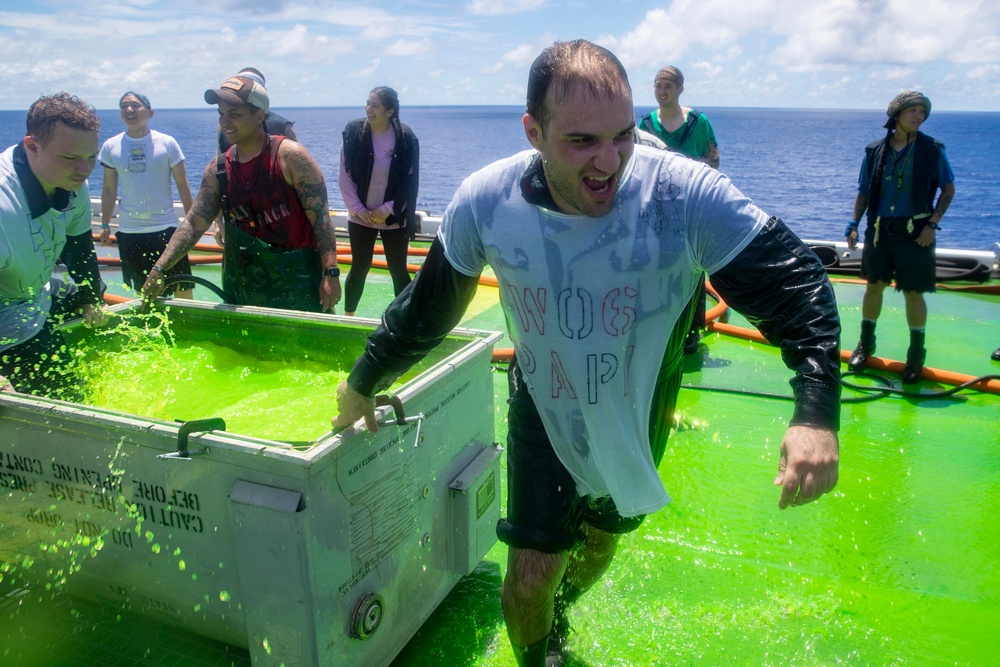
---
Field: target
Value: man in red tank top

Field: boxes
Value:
[140,73,341,313]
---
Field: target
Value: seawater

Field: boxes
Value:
[0,106,997,250]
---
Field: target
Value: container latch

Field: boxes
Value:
[375,394,424,447]
[159,417,227,460]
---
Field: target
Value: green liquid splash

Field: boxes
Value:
[72,310,347,443]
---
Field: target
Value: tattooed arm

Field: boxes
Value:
[140,157,221,302]
[279,140,342,312]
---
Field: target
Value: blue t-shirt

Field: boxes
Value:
[858,141,954,218]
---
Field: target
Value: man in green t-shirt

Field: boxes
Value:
[639,66,720,352]
[639,66,720,168]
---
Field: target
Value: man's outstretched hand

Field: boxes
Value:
[774,425,839,509]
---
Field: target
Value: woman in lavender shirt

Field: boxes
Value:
[338,87,420,314]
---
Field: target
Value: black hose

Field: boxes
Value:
[842,371,1000,399]
[161,274,231,303]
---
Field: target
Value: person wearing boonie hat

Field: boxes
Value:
[140,72,341,314]
[98,91,195,299]
[845,91,955,384]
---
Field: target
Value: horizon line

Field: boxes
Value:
[2,104,994,114]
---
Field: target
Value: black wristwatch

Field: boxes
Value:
[323,266,341,278]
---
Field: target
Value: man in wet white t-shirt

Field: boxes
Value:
[333,40,842,667]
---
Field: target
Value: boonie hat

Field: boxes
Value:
[884,91,931,129]
[205,76,270,113]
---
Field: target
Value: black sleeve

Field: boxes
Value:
[347,238,480,396]
[61,231,104,305]
[709,216,842,431]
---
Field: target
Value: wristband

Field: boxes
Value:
[927,221,940,230]
[323,266,341,278]
[844,220,859,237]
[101,223,110,230]
[150,265,166,274]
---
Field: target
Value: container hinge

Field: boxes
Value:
[159,417,226,460]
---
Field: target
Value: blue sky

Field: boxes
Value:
[1,0,998,112]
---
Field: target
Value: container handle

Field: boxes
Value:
[374,394,424,448]
[158,417,227,460]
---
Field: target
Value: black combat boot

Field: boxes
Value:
[848,320,877,372]
[548,582,582,665]
[902,330,926,384]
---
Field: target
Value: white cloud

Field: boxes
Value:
[966,64,1000,80]
[467,0,543,16]
[867,67,918,82]
[352,58,381,79]
[271,24,312,57]
[486,43,539,74]
[691,61,722,79]
[385,38,434,57]
[602,9,691,66]
[0,0,995,110]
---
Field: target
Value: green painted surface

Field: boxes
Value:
[3,271,999,666]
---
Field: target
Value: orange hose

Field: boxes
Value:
[94,234,434,259]
[705,293,1000,395]
[98,263,997,393]
[494,280,1000,395]
[103,293,131,304]
[827,275,1000,295]
[839,353,1000,394]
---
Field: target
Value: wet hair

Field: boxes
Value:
[119,91,152,110]
[26,92,100,145]
[369,86,406,138]
[526,39,632,131]
[654,66,684,87]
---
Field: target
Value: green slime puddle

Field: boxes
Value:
[5,301,998,666]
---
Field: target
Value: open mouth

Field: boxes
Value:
[583,173,615,198]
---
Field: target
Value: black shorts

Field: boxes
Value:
[116,227,193,294]
[497,350,683,554]
[860,216,936,293]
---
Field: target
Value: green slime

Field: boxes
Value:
[74,312,348,443]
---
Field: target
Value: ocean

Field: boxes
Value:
[1,105,998,250]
